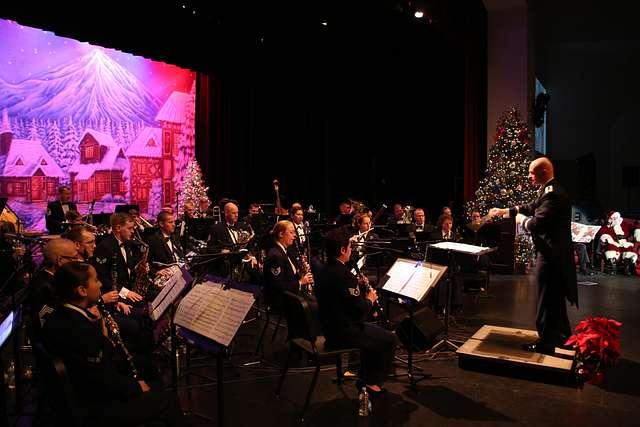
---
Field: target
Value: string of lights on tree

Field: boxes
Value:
[466,107,537,269]
[178,159,211,217]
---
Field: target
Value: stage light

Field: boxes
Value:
[321,22,328,26]
[414,10,424,19]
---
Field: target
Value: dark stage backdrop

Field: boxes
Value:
[198,12,484,221]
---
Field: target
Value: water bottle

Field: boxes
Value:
[358,386,370,416]
[5,361,15,389]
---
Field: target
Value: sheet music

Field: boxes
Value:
[431,241,495,255]
[382,258,446,301]
[174,283,254,347]
[571,222,601,243]
[149,268,188,321]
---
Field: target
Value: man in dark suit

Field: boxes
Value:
[407,208,435,235]
[147,211,183,278]
[91,212,151,354]
[491,157,579,355]
[207,202,254,277]
[429,213,461,242]
[46,186,78,235]
[315,229,397,395]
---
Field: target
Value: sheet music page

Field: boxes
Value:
[174,284,255,347]
[431,241,492,255]
[401,265,442,301]
[382,259,419,294]
[571,222,601,243]
[150,268,187,321]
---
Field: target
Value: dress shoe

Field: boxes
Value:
[355,380,387,397]
[522,341,554,355]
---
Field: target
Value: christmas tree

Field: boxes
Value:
[178,159,211,217]
[466,107,538,269]
[148,178,163,218]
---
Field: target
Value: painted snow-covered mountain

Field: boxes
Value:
[0,49,161,124]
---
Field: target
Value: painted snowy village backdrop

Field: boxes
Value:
[0,19,196,230]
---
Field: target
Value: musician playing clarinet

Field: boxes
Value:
[263,220,314,309]
[315,229,398,397]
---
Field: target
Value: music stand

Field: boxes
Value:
[427,242,497,353]
[380,258,447,391]
[173,280,256,427]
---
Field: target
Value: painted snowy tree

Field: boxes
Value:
[147,178,163,218]
[60,117,79,179]
[46,120,64,164]
[174,80,196,196]
[28,118,39,141]
[178,159,210,217]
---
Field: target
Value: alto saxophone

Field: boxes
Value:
[131,235,153,297]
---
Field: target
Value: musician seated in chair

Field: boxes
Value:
[407,208,435,234]
[429,213,461,242]
[315,229,398,396]
[42,262,187,427]
[263,220,314,309]
[207,202,256,278]
[147,211,183,279]
[91,213,152,354]
[46,186,78,235]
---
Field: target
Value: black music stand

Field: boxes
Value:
[173,280,256,427]
[427,242,497,353]
[379,258,447,392]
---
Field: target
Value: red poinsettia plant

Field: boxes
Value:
[564,317,622,387]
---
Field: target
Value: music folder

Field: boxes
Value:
[429,241,497,256]
[174,281,255,347]
[149,267,192,321]
[380,257,448,302]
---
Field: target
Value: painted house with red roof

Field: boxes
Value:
[0,110,65,201]
[69,129,128,202]
[125,126,162,213]
[155,91,188,207]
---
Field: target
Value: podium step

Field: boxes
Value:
[457,325,576,384]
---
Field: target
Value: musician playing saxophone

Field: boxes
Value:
[147,211,184,279]
[92,213,147,304]
[207,202,256,276]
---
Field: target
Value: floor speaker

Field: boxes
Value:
[395,307,444,351]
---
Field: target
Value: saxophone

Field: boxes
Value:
[131,235,153,297]
[99,253,138,378]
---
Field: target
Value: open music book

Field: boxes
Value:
[381,258,447,302]
[174,282,255,347]
[430,241,496,255]
[149,267,190,321]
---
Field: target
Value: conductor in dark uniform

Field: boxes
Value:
[46,186,78,235]
[491,157,578,355]
[315,229,398,395]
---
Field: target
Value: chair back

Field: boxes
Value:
[282,291,322,347]
[32,341,84,427]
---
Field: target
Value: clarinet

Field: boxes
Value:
[99,253,138,378]
[294,238,314,295]
[351,253,384,318]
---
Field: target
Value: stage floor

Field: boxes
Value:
[15,271,640,426]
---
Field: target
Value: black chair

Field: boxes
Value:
[253,291,286,356]
[275,291,360,422]
[32,341,84,427]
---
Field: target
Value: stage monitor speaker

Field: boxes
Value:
[395,307,444,351]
